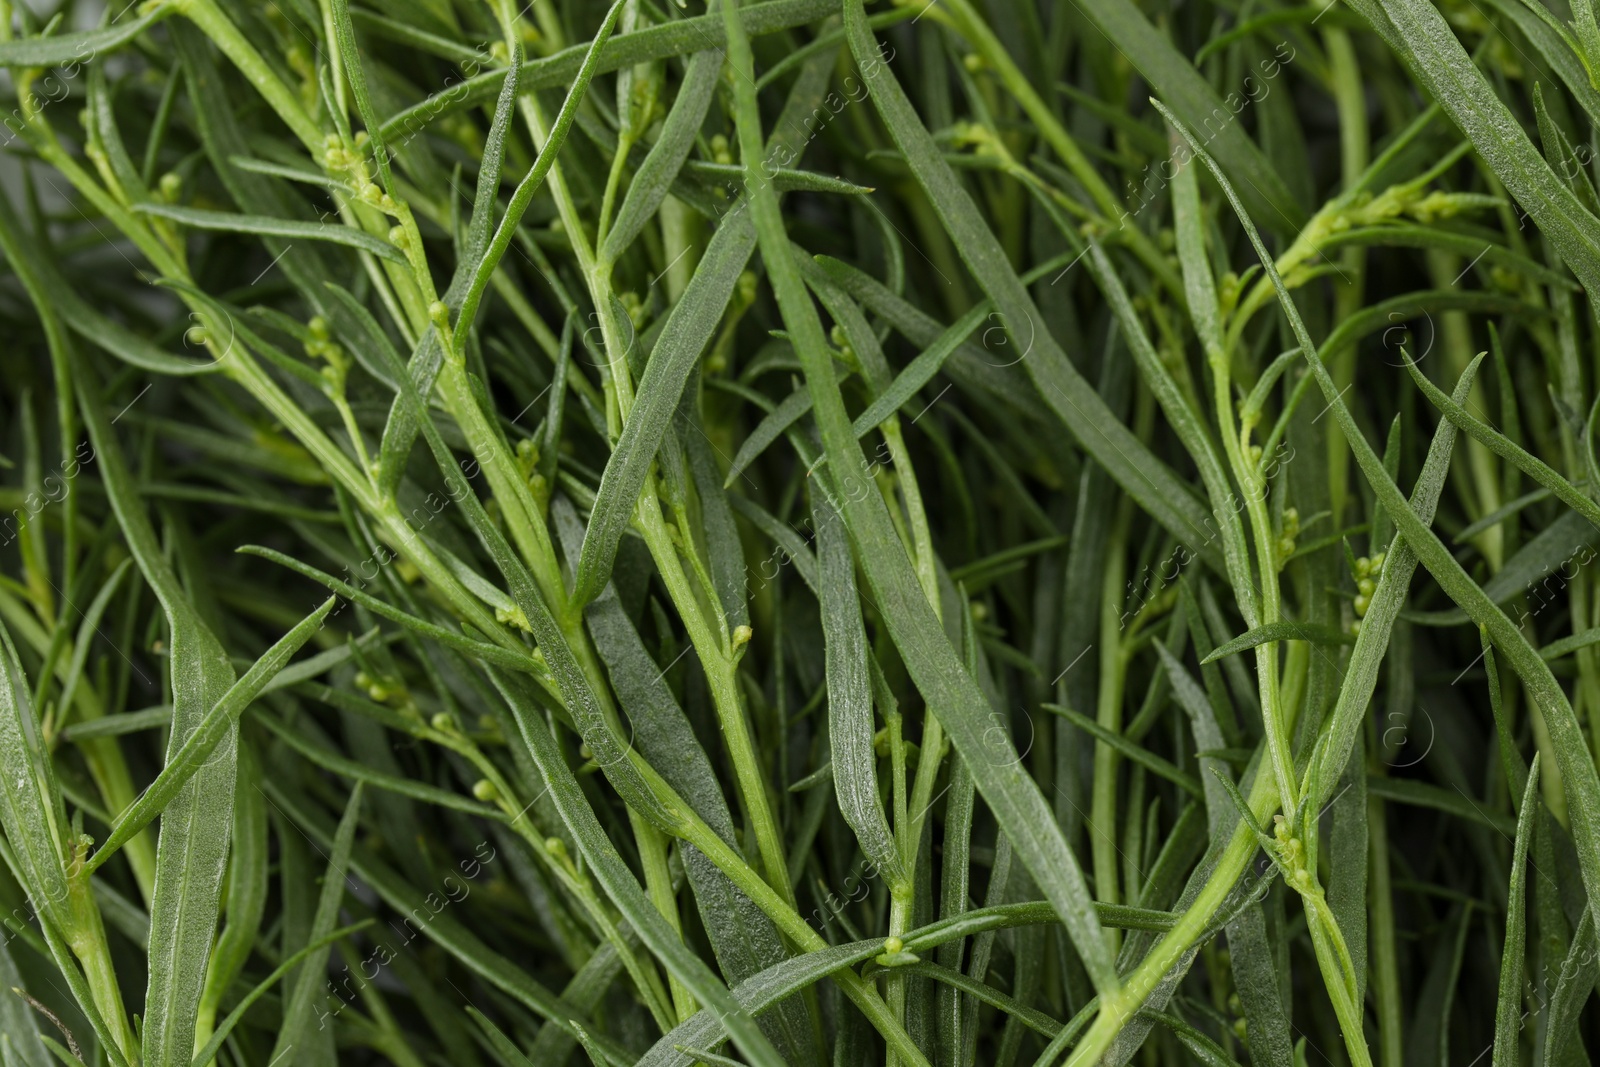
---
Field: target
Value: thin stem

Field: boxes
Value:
[1091,503,1130,948]
[1065,768,1280,1065]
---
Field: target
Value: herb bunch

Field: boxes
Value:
[0,0,1595,1064]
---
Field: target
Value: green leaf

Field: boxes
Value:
[1405,510,1600,627]
[0,932,49,1067]
[1402,353,1600,531]
[1455,488,1551,544]
[724,378,821,488]
[849,303,987,437]
[1402,901,1471,1066]
[1493,757,1540,1067]
[261,779,635,1065]
[1224,903,1295,1067]
[1539,627,1600,660]
[452,0,626,353]
[237,545,543,673]
[683,402,752,631]
[636,901,1153,1065]
[0,197,215,376]
[573,212,756,607]
[1366,0,1600,294]
[1544,901,1597,1066]
[132,203,409,263]
[1314,224,1575,289]
[378,0,840,141]
[1043,703,1203,797]
[467,1006,537,1067]
[813,255,1054,425]
[0,6,171,66]
[0,619,70,924]
[689,161,874,197]
[257,712,507,820]
[270,784,365,1063]
[1142,1009,1247,1067]
[886,961,1062,1038]
[187,920,374,1067]
[814,494,905,887]
[601,42,724,265]
[1155,643,1232,840]
[1319,290,1535,364]
[486,667,789,1067]
[1201,622,1355,663]
[1364,777,1515,834]
[85,596,338,873]
[195,746,267,1051]
[1054,0,1303,228]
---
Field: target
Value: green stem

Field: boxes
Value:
[1091,505,1130,949]
[636,510,796,907]
[175,0,325,154]
[670,790,932,1067]
[1065,769,1280,1065]
[65,863,136,1061]
[1302,891,1373,1067]
[1323,24,1367,528]
[1366,786,1403,1067]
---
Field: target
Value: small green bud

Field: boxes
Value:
[496,605,532,633]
